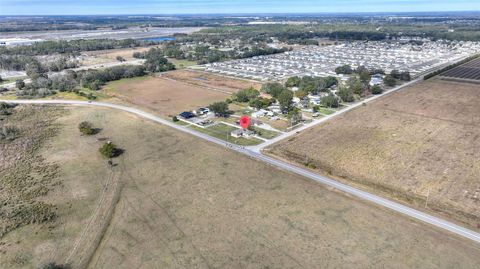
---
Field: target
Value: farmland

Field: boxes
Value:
[102,75,232,117]
[266,79,480,229]
[441,57,480,83]
[1,105,480,268]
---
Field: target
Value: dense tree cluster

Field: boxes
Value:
[160,41,289,65]
[383,75,397,87]
[11,47,176,98]
[79,65,146,90]
[335,65,354,75]
[390,69,411,81]
[320,93,340,108]
[0,54,79,72]
[0,39,150,56]
[233,87,260,102]
[143,48,176,72]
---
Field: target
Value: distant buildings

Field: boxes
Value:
[204,40,480,81]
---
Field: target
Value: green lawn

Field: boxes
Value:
[316,107,336,115]
[167,58,198,69]
[251,126,280,139]
[0,79,14,86]
[190,123,263,146]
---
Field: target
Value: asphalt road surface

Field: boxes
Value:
[3,99,480,244]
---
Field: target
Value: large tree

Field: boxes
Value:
[383,75,396,87]
[261,83,286,98]
[278,89,294,113]
[208,101,230,117]
[143,48,175,73]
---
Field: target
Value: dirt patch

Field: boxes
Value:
[103,76,232,117]
[266,79,480,229]
[162,69,263,93]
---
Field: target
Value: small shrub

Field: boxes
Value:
[38,262,70,269]
[78,121,94,135]
[371,85,383,94]
[172,116,179,122]
[99,142,119,158]
[0,125,19,141]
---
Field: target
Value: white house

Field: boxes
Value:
[231,129,255,138]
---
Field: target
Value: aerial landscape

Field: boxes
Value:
[1,0,480,268]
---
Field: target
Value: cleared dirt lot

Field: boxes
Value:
[103,76,231,117]
[161,69,263,93]
[266,79,480,229]
[2,105,480,268]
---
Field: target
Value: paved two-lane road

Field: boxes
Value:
[3,99,480,244]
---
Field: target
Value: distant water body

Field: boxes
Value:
[142,36,176,42]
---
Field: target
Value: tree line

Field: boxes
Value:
[14,48,175,98]
[0,39,156,56]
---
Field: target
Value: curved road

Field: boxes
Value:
[3,99,480,244]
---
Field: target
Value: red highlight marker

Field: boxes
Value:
[240,115,250,129]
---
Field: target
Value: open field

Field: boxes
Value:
[161,69,263,93]
[0,105,118,269]
[82,107,480,269]
[81,47,156,65]
[2,105,480,268]
[266,79,480,229]
[166,58,198,69]
[102,76,231,117]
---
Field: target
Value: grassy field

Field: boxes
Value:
[0,105,118,269]
[162,69,263,93]
[81,46,157,65]
[167,58,198,69]
[0,78,15,86]
[85,107,480,269]
[102,75,231,117]
[316,106,336,115]
[2,105,480,268]
[266,79,480,229]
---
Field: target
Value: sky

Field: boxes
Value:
[1,0,480,15]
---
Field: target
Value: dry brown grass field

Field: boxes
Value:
[0,105,117,268]
[103,76,231,117]
[2,104,480,269]
[161,69,263,93]
[266,79,480,229]
[81,46,157,65]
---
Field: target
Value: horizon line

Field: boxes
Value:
[2,10,480,17]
